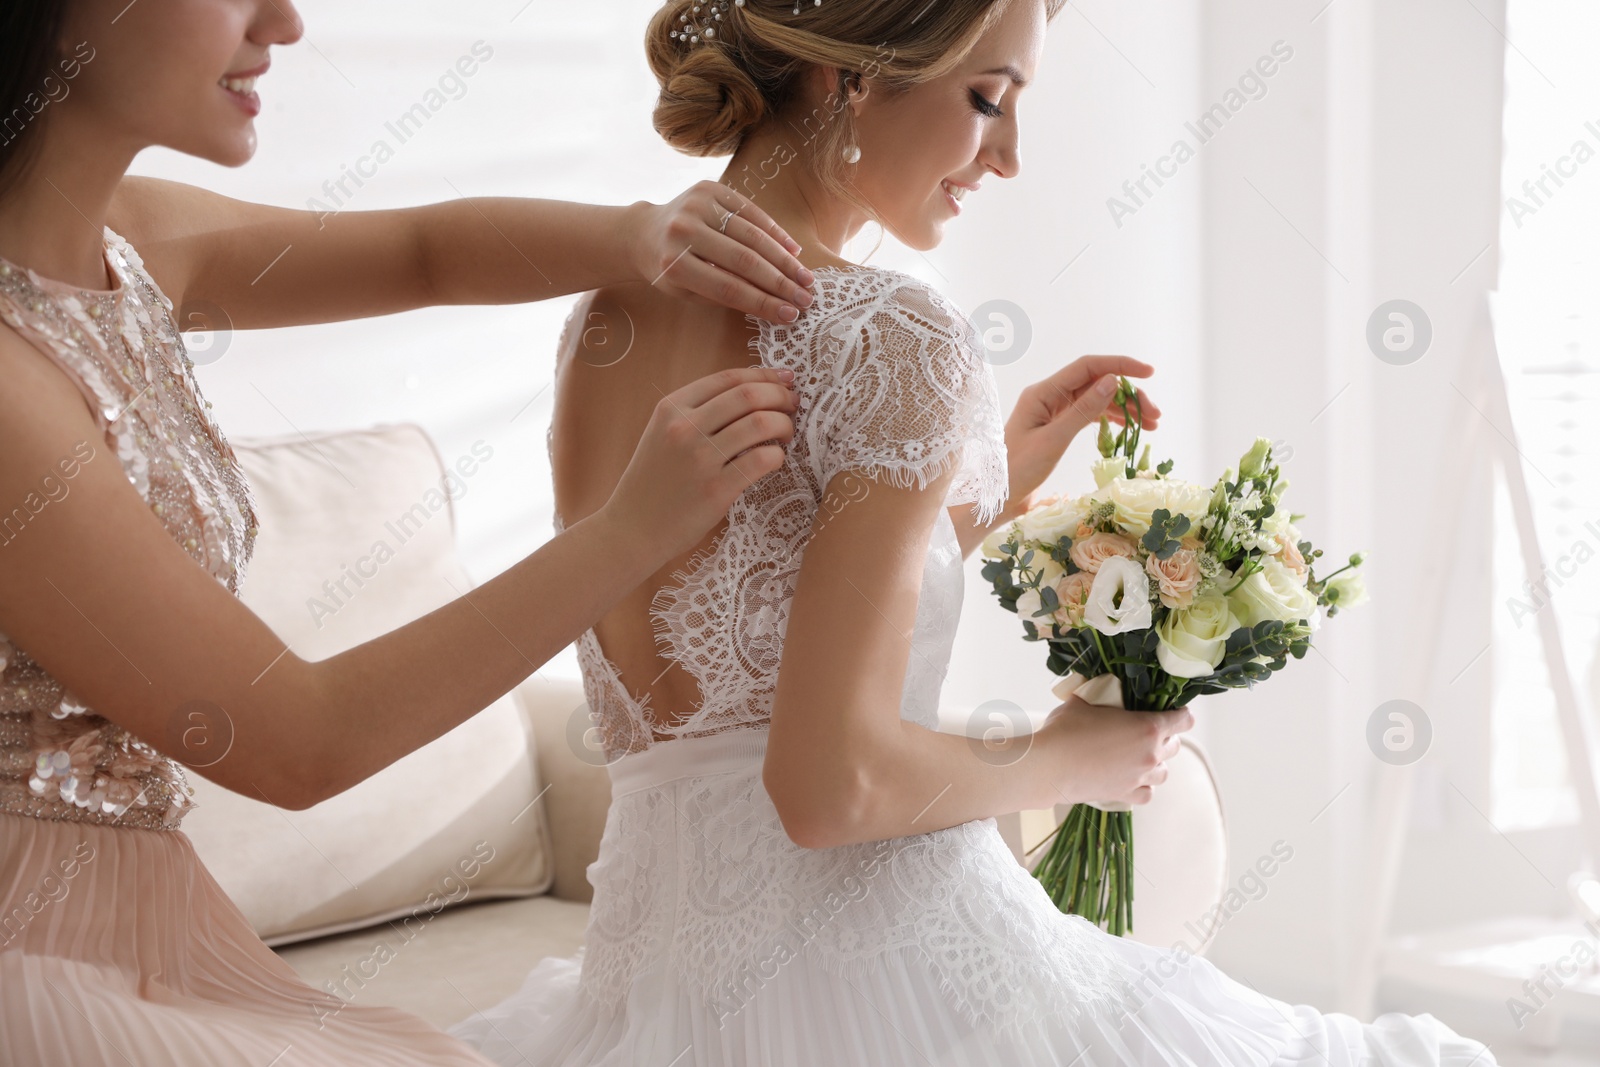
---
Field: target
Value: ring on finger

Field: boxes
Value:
[716,204,739,234]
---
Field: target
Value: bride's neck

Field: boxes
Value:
[718,125,869,268]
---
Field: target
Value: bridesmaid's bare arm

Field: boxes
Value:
[0,325,796,811]
[107,177,814,333]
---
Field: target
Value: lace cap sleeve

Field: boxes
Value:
[785,271,1008,525]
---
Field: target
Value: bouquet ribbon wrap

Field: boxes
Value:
[1050,672,1133,814]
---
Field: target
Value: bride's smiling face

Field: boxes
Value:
[60,0,304,166]
[848,0,1047,250]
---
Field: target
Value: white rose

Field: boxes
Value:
[1016,587,1044,623]
[1016,495,1090,546]
[980,523,1020,561]
[1015,551,1066,589]
[1156,592,1240,679]
[1224,557,1319,627]
[1091,477,1213,538]
[1084,555,1153,635]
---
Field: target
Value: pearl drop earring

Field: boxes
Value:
[843,144,861,164]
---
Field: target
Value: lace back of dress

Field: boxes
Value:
[553,269,1006,764]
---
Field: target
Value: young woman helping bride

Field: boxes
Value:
[451,0,1498,1063]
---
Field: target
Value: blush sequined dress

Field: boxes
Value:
[450,267,1498,1067]
[0,226,492,1066]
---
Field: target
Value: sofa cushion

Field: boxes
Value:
[181,424,554,946]
[518,674,610,903]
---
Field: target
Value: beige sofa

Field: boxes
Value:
[183,423,1225,1034]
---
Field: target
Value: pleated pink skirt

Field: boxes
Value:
[0,812,492,1067]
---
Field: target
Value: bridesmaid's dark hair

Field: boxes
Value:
[0,0,68,201]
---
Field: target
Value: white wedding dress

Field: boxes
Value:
[450,267,1496,1066]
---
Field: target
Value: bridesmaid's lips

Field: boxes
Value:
[221,83,261,118]
[220,60,268,118]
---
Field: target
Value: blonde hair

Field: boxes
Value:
[645,0,1062,205]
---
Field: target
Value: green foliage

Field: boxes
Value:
[1139,508,1191,561]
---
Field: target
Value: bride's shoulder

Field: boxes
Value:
[768,265,982,374]
[806,264,967,323]
[776,265,1007,518]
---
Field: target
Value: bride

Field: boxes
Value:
[452,0,1498,1063]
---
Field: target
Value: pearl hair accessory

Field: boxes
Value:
[671,0,758,46]
[670,0,823,45]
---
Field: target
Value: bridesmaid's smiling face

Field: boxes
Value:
[847,0,1047,251]
[60,0,304,167]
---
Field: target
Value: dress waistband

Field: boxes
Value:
[607,727,769,798]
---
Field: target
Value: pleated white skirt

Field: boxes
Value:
[450,730,1498,1067]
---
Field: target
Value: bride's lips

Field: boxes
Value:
[941,179,980,216]
[219,59,269,118]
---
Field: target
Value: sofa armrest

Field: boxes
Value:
[514,675,610,903]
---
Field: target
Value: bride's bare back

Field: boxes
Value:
[551,283,761,736]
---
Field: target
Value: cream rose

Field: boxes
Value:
[1091,477,1214,538]
[979,523,1018,561]
[1068,530,1140,575]
[1016,494,1091,546]
[1272,532,1308,577]
[1156,591,1240,679]
[1145,547,1202,610]
[1084,556,1153,635]
[1051,571,1096,630]
[1224,557,1319,627]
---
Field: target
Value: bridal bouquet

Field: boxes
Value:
[980,379,1367,936]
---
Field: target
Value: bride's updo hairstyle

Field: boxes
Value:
[645,0,1061,203]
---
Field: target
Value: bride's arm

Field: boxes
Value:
[766,466,1193,850]
[109,177,813,332]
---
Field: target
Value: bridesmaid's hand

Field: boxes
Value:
[630,181,816,325]
[1000,356,1162,521]
[600,366,799,563]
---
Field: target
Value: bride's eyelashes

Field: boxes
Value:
[968,87,1005,118]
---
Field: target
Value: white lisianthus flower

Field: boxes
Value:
[1238,437,1273,479]
[1084,556,1153,635]
[1016,495,1090,546]
[1224,557,1319,627]
[1325,570,1369,610]
[1091,456,1125,489]
[1091,477,1213,539]
[1261,504,1292,539]
[1156,592,1240,678]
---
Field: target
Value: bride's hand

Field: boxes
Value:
[598,366,799,562]
[629,180,816,326]
[1000,356,1162,520]
[1035,696,1193,808]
